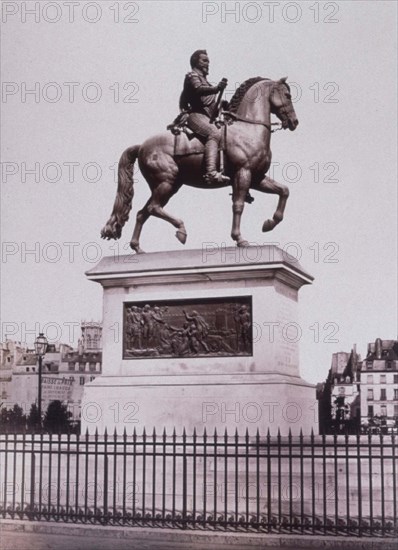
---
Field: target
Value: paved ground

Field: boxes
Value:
[0,530,298,550]
[0,530,336,550]
[1,521,396,550]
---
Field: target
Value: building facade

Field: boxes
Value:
[0,322,102,422]
[359,338,398,431]
[318,346,361,433]
[319,339,398,433]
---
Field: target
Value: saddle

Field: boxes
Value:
[167,112,204,156]
[166,106,254,204]
[167,101,233,156]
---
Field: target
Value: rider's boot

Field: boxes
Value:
[204,138,230,184]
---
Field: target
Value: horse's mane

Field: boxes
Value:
[228,77,268,113]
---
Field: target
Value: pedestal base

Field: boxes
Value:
[82,246,316,436]
[81,372,317,435]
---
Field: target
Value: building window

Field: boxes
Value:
[380,375,386,384]
[380,388,386,401]
[394,389,398,400]
[366,362,372,370]
[89,363,96,372]
[26,367,30,372]
[7,357,11,362]
[387,361,392,369]
[394,375,398,384]
[367,389,374,401]
[79,363,85,372]
[380,405,387,417]
[368,405,374,417]
[394,404,398,417]
[68,363,75,371]
[338,387,345,395]
[367,375,373,384]
[80,377,85,386]
[90,376,95,382]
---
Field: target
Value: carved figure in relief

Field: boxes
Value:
[235,304,252,353]
[126,306,143,349]
[183,309,210,352]
[141,304,165,347]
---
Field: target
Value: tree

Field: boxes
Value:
[9,404,26,431]
[27,403,41,431]
[0,407,9,432]
[43,400,72,433]
[0,405,27,433]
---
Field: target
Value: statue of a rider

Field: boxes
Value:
[179,50,230,185]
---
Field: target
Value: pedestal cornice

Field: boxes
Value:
[86,246,314,290]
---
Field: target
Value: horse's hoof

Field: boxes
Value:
[237,239,250,248]
[176,230,187,244]
[130,243,145,254]
[262,219,276,232]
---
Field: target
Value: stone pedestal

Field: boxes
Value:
[81,245,317,435]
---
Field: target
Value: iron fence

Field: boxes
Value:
[0,429,397,537]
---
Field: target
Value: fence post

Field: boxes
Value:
[392,433,397,534]
[152,428,156,523]
[357,432,362,536]
[3,433,9,515]
[182,428,187,528]
[103,429,108,523]
[193,428,197,528]
[29,451,36,520]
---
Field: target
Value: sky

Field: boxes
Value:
[1,0,397,383]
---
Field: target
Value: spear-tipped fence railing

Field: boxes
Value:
[0,429,397,537]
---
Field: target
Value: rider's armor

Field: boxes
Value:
[180,70,229,185]
[180,71,218,118]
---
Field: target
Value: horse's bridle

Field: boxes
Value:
[224,111,273,132]
[224,84,291,133]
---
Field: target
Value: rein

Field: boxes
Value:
[224,111,282,133]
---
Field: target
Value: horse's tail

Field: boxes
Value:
[101,145,140,240]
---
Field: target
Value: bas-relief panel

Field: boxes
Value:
[123,297,252,360]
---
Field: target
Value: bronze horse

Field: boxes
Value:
[101,77,298,253]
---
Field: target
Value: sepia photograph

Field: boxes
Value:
[1,1,397,549]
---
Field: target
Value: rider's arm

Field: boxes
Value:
[187,73,219,97]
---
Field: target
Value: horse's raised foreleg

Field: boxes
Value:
[252,175,289,232]
[130,181,186,253]
[231,168,251,247]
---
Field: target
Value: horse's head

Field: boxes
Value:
[270,77,298,131]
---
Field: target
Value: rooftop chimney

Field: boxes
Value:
[375,338,382,360]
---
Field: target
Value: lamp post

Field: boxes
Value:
[34,333,48,430]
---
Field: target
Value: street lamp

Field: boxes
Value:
[34,333,48,429]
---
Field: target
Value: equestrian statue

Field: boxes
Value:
[101,50,299,253]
